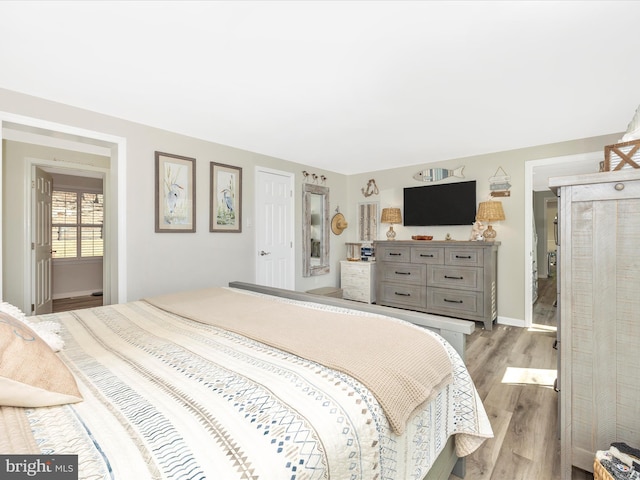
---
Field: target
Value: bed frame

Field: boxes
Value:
[229,281,475,479]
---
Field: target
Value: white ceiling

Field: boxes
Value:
[1,1,639,175]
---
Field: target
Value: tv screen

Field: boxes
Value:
[403,180,476,226]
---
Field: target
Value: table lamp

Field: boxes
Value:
[381,207,402,240]
[476,200,505,240]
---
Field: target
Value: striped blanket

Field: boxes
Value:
[1,287,492,479]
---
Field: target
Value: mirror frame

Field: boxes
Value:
[302,183,330,277]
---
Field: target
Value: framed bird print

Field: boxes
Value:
[210,162,242,233]
[155,151,196,233]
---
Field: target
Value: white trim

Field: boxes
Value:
[523,151,602,327]
[25,158,109,311]
[0,111,127,306]
[497,315,525,328]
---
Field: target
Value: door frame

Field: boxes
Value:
[27,159,108,312]
[0,111,127,308]
[523,150,601,327]
[254,166,295,289]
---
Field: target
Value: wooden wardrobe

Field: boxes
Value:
[550,169,640,477]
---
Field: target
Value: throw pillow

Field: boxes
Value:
[0,311,82,407]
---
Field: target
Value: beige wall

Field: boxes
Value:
[344,135,620,324]
[1,88,348,313]
[0,87,623,323]
[2,140,109,309]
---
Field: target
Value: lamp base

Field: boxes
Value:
[386,225,397,240]
[482,224,497,240]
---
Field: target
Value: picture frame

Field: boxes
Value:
[155,151,196,233]
[210,162,242,232]
[358,201,379,242]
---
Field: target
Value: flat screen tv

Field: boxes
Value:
[403,180,476,226]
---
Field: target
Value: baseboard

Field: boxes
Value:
[497,315,525,328]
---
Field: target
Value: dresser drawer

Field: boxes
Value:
[378,282,426,309]
[427,265,483,291]
[378,263,426,285]
[411,246,444,264]
[373,240,499,330]
[341,261,372,278]
[427,287,484,317]
[341,272,370,289]
[445,247,484,266]
[377,245,412,263]
[342,285,371,303]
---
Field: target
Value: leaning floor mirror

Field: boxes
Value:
[302,183,330,276]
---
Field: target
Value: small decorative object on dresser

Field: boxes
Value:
[469,221,484,241]
[411,235,433,240]
[380,207,402,240]
[374,240,499,330]
[345,242,362,261]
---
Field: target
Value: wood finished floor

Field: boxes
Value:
[449,276,593,480]
[52,294,103,312]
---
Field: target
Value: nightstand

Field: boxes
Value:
[340,260,376,304]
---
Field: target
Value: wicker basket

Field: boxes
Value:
[594,458,615,480]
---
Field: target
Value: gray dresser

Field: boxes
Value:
[374,240,499,330]
[550,169,640,477]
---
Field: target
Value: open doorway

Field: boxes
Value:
[0,112,127,314]
[524,151,602,327]
[47,169,106,313]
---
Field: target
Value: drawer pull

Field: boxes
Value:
[444,275,463,280]
[444,298,463,304]
[420,254,434,258]
[395,271,411,275]
[394,292,411,297]
[455,255,472,259]
[389,253,403,256]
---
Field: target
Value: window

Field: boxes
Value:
[52,190,104,259]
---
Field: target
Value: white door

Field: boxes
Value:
[34,167,53,314]
[255,168,294,289]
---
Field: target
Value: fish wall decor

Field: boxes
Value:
[413,166,464,182]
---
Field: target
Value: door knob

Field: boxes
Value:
[259,250,271,256]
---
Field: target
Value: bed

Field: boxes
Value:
[0,282,492,480]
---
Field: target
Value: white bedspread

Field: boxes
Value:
[15,289,492,479]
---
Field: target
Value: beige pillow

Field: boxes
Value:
[0,312,82,407]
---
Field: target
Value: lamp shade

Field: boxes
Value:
[476,201,505,222]
[381,207,402,224]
